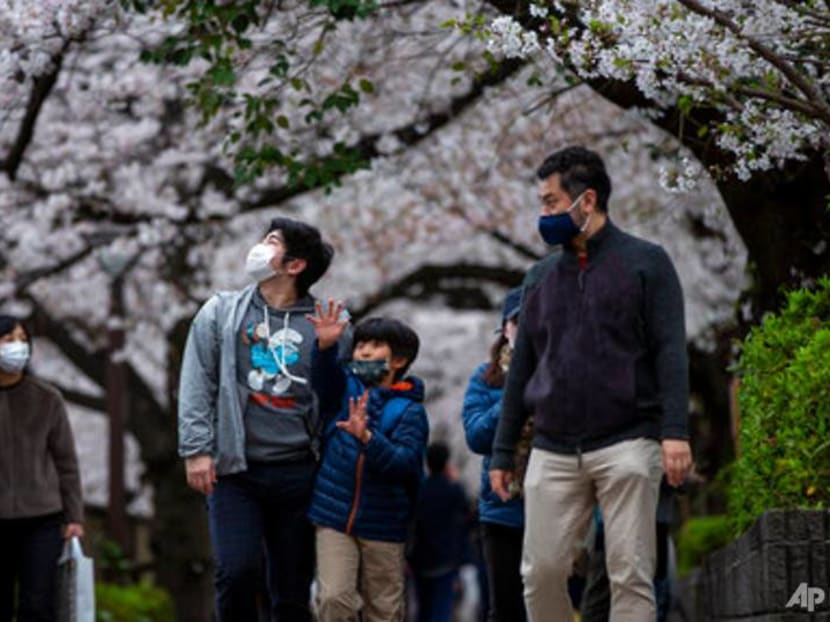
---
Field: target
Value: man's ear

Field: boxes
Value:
[582,188,599,214]
[285,257,307,276]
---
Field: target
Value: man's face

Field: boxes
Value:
[537,173,596,231]
[538,174,574,217]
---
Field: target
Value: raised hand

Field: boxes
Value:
[306,298,349,350]
[336,391,371,444]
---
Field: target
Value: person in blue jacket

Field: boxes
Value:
[306,302,429,622]
[461,288,527,622]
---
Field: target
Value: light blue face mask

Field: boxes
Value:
[348,359,390,385]
[0,341,30,373]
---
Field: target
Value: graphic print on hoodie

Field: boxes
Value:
[236,289,319,462]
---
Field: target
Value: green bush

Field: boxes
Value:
[729,277,830,534]
[675,515,732,577]
[95,582,176,622]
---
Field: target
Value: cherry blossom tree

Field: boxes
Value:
[479,0,830,313]
[1,1,749,617]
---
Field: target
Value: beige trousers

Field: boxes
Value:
[315,526,405,622]
[521,438,663,622]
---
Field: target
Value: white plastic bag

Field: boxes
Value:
[56,536,95,622]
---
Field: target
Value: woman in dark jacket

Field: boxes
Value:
[0,315,84,622]
[461,290,527,622]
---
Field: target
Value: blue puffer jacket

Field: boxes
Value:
[308,343,429,543]
[462,363,523,529]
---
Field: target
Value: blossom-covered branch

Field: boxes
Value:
[481,0,830,183]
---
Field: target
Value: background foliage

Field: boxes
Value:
[729,277,830,533]
[96,581,176,622]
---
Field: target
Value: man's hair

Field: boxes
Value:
[426,442,450,475]
[352,317,420,380]
[264,217,334,297]
[536,146,612,213]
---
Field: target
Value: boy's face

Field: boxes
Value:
[261,229,306,277]
[353,339,407,385]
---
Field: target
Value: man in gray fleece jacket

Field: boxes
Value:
[490,147,693,621]
[178,217,346,622]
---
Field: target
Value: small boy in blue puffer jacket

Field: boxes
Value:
[306,301,429,622]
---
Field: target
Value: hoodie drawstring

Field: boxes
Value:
[263,307,308,385]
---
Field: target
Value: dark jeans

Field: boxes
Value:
[208,459,315,622]
[480,522,527,622]
[414,571,457,622]
[0,512,64,622]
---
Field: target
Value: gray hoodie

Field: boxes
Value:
[177,284,347,475]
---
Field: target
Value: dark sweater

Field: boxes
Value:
[492,221,689,469]
[0,375,84,522]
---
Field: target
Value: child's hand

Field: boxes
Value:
[336,390,372,444]
[306,299,349,350]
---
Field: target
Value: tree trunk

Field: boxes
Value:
[715,156,830,320]
[124,318,214,622]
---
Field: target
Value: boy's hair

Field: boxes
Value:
[352,317,420,380]
[536,145,612,213]
[426,442,450,475]
[263,217,334,297]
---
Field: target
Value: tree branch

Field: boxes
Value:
[1,45,68,181]
[676,0,830,126]
[484,229,542,261]
[25,296,165,418]
[14,245,97,293]
[241,58,526,211]
[60,387,106,411]
[350,262,526,318]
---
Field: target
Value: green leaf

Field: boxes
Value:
[209,58,236,87]
[270,56,290,77]
[677,94,694,116]
[358,78,375,94]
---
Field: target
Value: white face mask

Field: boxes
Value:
[245,243,278,282]
[0,341,30,373]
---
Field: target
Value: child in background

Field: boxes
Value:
[461,289,527,622]
[408,442,470,622]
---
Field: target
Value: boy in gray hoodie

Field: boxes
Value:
[178,217,347,622]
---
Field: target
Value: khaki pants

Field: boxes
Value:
[521,438,663,622]
[315,526,405,622]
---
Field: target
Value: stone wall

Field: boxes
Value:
[700,510,830,620]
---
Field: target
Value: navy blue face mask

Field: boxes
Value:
[348,359,390,385]
[537,192,588,246]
